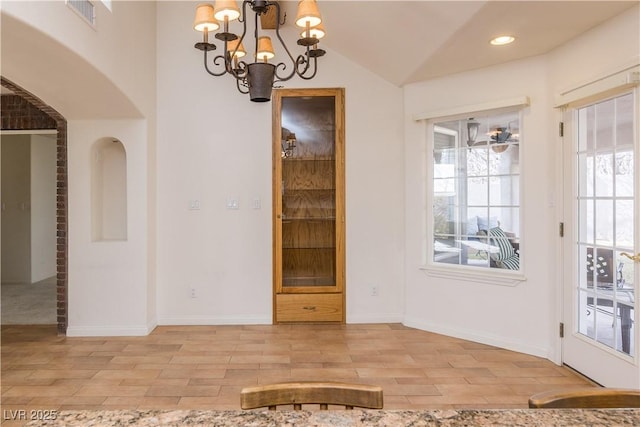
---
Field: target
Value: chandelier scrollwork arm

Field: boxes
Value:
[203,49,230,77]
[294,54,319,81]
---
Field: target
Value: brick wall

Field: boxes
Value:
[1,77,68,334]
[1,95,57,130]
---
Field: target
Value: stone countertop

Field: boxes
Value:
[21,409,640,426]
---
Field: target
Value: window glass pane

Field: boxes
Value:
[467,177,488,206]
[489,143,519,171]
[431,111,520,271]
[616,200,634,248]
[490,207,519,236]
[616,94,634,148]
[595,153,613,197]
[578,244,589,289]
[595,99,615,150]
[578,153,593,197]
[489,175,519,206]
[578,289,595,337]
[578,105,595,152]
[466,146,488,177]
[433,196,456,237]
[595,199,613,244]
[615,150,634,197]
[579,199,594,244]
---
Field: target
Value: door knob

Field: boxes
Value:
[620,252,640,262]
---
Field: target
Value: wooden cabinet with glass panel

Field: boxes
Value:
[272,88,345,323]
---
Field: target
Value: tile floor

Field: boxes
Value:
[1,278,56,325]
[1,323,596,422]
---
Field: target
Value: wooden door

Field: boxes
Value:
[272,88,345,323]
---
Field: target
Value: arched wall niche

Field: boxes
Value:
[91,137,127,241]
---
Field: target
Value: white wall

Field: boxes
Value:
[2,1,158,334]
[1,1,157,119]
[548,5,640,98]
[403,56,556,359]
[402,5,639,362]
[155,1,405,324]
[30,134,57,283]
[67,120,151,336]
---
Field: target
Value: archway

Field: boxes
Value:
[1,76,68,334]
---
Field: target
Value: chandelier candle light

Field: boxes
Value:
[193,0,326,102]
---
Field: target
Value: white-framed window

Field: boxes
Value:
[430,109,522,273]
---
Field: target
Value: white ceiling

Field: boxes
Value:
[281,1,638,86]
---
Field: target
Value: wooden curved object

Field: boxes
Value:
[529,388,640,408]
[240,381,383,410]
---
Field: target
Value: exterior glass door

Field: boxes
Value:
[563,90,639,387]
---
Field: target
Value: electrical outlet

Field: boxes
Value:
[371,286,379,297]
[190,287,196,298]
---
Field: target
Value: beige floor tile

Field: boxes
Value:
[74,385,149,397]
[92,369,161,380]
[356,368,426,378]
[145,385,221,397]
[424,367,495,378]
[1,324,596,411]
[159,368,226,379]
[27,369,98,380]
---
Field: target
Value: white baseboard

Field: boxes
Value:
[157,315,272,325]
[158,314,404,325]
[403,316,549,359]
[347,313,404,324]
[66,324,154,337]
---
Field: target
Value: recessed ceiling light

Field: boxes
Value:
[490,35,515,46]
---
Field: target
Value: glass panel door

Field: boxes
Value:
[576,94,635,355]
[563,90,638,387]
[280,96,337,288]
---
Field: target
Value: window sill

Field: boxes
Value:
[419,264,527,287]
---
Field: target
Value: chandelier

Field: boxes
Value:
[193,0,326,102]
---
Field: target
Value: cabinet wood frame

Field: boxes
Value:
[272,88,345,323]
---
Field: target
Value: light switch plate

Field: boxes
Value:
[226,198,239,209]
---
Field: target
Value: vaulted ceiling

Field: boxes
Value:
[282,1,638,86]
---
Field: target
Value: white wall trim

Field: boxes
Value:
[0,130,57,135]
[347,313,404,324]
[147,318,158,334]
[555,62,640,107]
[157,315,272,325]
[403,316,549,360]
[66,324,154,337]
[419,265,527,287]
[412,96,530,122]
